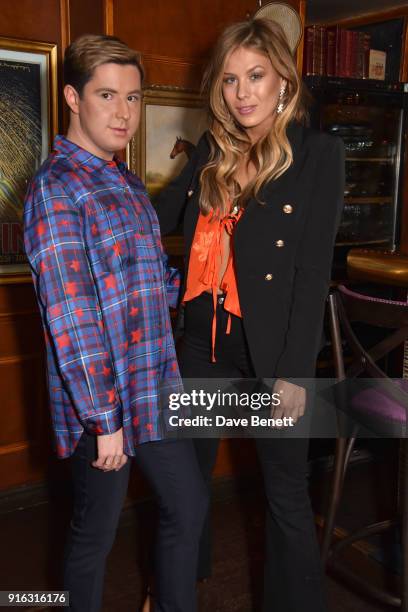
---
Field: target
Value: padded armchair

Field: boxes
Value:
[321,284,408,609]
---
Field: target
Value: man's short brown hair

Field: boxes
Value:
[63,34,144,96]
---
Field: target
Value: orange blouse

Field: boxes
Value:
[183,206,243,362]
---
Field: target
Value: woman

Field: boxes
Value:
[153,17,344,612]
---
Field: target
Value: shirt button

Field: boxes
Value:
[283,204,293,214]
[265,273,273,281]
[188,190,194,197]
[275,239,285,247]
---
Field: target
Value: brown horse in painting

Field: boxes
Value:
[170,137,196,161]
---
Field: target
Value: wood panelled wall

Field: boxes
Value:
[0,0,106,492]
[0,0,303,494]
[113,0,304,87]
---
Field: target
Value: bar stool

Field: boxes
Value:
[321,284,408,609]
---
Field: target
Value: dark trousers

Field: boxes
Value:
[178,292,328,612]
[63,433,208,612]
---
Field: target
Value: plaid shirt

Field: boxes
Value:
[24,136,182,458]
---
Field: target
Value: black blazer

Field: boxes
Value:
[154,122,345,378]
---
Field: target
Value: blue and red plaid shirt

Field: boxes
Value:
[24,136,182,458]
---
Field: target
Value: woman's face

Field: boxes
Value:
[221,46,284,142]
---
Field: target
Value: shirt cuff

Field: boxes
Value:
[81,404,122,436]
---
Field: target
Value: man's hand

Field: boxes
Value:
[92,428,128,472]
[272,379,306,425]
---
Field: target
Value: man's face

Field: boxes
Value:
[65,62,142,160]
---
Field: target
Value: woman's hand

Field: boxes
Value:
[272,379,306,425]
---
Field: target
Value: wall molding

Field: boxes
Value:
[323,6,408,27]
[0,310,40,320]
[0,441,31,457]
[0,352,43,366]
[59,0,70,54]
[143,52,206,68]
[103,0,114,35]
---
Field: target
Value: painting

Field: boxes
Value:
[127,86,209,197]
[0,37,57,279]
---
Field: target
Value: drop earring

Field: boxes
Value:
[276,82,286,114]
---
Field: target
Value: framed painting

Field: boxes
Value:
[127,86,209,197]
[0,37,58,281]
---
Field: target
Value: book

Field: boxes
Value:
[354,31,371,79]
[305,24,373,79]
[368,49,386,80]
[338,29,351,77]
[362,33,371,79]
[303,25,327,76]
[326,25,341,76]
[318,25,327,75]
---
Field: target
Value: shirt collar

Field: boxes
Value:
[52,135,128,174]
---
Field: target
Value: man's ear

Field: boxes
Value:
[64,84,80,114]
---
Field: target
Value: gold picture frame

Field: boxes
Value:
[127,85,208,196]
[0,36,58,283]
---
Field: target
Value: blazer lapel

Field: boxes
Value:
[261,121,306,197]
[235,121,307,241]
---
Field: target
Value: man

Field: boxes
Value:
[24,35,207,612]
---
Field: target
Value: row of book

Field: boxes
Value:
[303,25,386,80]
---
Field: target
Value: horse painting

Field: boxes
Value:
[169,137,196,161]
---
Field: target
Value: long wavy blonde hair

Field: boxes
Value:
[200,17,308,215]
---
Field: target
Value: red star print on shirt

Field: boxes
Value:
[57,332,71,349]
[65,281,78,297]
[131,329,142,343]
[51,304,62,317]
[104,274,117,290]
[91,223,98,236]
[130,307,139,316]
[70,260,80,272]
[103,365,111,377]
[112,243,122,256]
[37,221,46,237]
[89,365,96,375]
[107,389,116,404]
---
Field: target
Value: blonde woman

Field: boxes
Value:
[155,17,344,612]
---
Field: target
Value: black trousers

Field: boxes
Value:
[63,433,208,612]
[178,292,328,612]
